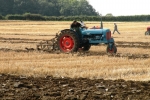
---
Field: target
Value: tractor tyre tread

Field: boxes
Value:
[57,30,79,52]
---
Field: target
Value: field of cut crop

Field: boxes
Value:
[0,21,150,81]
[1,21,150,99]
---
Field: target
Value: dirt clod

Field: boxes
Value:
[0,74,150,100]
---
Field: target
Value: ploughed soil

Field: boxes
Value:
[1,74,150,100]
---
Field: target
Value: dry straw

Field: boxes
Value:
[0,21,150,81]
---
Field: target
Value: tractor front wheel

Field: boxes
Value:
[106,44,117,54]
[57,30,79,53]
[82,44,91,51]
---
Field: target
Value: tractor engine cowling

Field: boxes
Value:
[81,28,113,44]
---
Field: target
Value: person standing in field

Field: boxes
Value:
[113,23,120,34]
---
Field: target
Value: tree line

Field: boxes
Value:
[0,14,150,21]
[0,0,99,16]
[0,0,150,21]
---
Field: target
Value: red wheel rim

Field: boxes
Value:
[59,35,74,52]
[107,47,114,53]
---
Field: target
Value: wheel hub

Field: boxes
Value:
[60,36,74,51]
[108,48,114,53]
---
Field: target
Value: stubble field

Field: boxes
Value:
[0,20,150,99]
[0,20,150,81]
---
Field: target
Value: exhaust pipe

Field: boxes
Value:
[100,14,103,29]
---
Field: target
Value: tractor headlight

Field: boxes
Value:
[101,35,104,40]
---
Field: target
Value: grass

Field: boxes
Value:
[0,20,150,81]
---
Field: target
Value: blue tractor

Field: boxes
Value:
[56,20,117,54]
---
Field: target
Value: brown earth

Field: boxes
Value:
[0,74,150,100]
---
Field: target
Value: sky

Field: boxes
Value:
[88,0,150,16]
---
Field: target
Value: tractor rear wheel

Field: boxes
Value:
[106,44,117,54]
[57,30,79,53]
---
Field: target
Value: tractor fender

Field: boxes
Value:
[61,29,77,35]
[61,29,72,33]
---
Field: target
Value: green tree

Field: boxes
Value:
[0,0,99,16]
[13,0,39,14]
[105,13,113,17]
[0,0,14,15]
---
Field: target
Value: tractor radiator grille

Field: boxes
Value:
[106,31,111,40]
